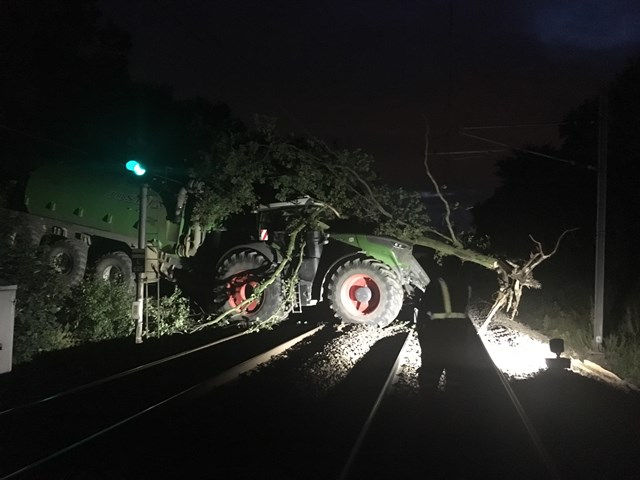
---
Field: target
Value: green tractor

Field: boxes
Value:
[213,199,430,327]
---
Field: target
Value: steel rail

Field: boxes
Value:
[0,325,323,480]
[334,319,561,480]
[337,327,414,480]
[477,333,564,480]
[0,329,250,417]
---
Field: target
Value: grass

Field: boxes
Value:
[603,305,640,387]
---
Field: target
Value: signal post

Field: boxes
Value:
[125,160,148,344]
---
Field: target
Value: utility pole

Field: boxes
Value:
[135,183,148,344]
[593,91,608,352]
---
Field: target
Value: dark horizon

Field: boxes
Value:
[98,0,640,203]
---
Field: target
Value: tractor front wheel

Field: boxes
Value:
[328,258,403,327]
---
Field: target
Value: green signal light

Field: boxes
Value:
[125,160,146,176]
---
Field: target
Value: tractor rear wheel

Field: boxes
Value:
[328,258,403,327]
[215,251,284,324]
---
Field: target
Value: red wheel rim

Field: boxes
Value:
[340,273,381,316]
[227,273,261,313]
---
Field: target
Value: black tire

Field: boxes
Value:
[328,258,404,327]
[94,251,134,290]
[215,251,284,324]
[44,239,88,287]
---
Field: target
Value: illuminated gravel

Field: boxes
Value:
[390,329,422,393]
[469,305,552,379]
[479,323,550,379]
[292,310,555,398]
[295,322,411,399]
[390,306,555,392]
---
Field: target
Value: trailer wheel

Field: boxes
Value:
[94,252,134,291]
[216,251,284,324]
[44,239,88,287]
[328,258,404,327]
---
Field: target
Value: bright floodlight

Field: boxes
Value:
[479,326,549,379]
[125,160,146,176]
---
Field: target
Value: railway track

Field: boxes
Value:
[1,316,562,479]
[0,321,324,479]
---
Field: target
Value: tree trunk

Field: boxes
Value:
[412,236,501,271]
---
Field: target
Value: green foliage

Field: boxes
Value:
[11,265,74,364]
[0,218,73,363]
[13,317,73,364]
[1,209,138,360]
[190,118,432,242]
[61,278,133,343]
[145,287,196,338]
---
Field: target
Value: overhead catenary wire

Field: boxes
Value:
[459,131,595,171]
[460,122,569,130]
[430,149,507,156]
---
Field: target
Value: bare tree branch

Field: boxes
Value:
[285,143,455,242]
[423,124,462,247]
[478,228,577,332]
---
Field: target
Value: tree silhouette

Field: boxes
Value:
[0,0,130,167]
[474,58,640,330]
[0,0,237,182]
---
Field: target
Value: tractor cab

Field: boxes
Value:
[254,197,329,248]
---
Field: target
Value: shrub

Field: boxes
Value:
[61,278,134,343]
[145,286,195,338]
[0,235,74,363]
[11,270,75,363]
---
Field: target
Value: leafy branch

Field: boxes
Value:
[191,205,331,332]
[191,120,574,330]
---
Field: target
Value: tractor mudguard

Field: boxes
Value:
[329,233,430,291]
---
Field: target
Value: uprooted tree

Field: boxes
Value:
[191,117,572,331]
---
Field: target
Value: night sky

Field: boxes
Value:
[99,0,640,205]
